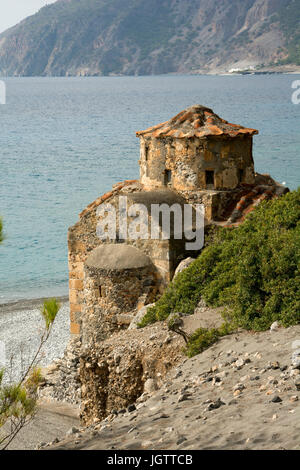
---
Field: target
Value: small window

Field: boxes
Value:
[99,286,105,298]
[145,145,149,162]
[205,170,215,187]
[164,170,172,185]
[238,169,244,183]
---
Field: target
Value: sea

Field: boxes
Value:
[0,74,299,304]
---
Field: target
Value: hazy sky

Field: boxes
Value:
[0,0,57,34]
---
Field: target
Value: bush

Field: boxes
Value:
[0,299,60,450]
[139,189,300,332]
[184,323,234,358]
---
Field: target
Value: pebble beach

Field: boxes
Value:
[0,297,70,383]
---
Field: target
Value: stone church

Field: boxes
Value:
[67,105,285,343]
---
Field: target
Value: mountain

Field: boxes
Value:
[0,0,299,76]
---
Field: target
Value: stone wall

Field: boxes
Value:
[68,183,191,336]
[80,323,184,425]
[82,264,157,347]
[139,135,255,191]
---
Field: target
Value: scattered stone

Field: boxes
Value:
[271,361,280,370]
[291,351,300,370]
[177,436,187,445]
[235,358,245,369]
[206,398,225,411]
[270,321,279,332]
[128,304,155,330]
[174,258,195,277]
[290,369,300,377]
[250,375,260,381]
[271,395,282,403]
[294,379,300,391]
[289,395,298,403]
[128,404,136,413]
[66,426,79,436]
[178,393,190,403]
[233,383,245,392]
[166,427,175,432]
[144,379,157,394]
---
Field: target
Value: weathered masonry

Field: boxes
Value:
[68,105,285,339]
[137,105,257,191]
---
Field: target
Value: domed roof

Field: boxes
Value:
[85,244,152,271]
[136,105,258,139]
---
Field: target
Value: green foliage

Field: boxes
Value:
[41,298,61,330]
[184,323,234,358]
[0,299,59,449]
[167,314,181,331]
[140,189,300,333]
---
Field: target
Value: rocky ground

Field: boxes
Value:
[3,401,80,450]
[47,323,300,451]
[0,297,70,384]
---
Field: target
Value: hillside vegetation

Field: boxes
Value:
[0,0,299,76]
[140,189,300,342]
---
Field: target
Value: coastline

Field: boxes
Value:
[0,295,69,315]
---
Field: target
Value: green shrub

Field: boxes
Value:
[139,189,300,332]
[184,322,234,358]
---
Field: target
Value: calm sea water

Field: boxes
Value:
[0,75,299,303]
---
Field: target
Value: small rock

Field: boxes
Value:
[271,361,280,370]
[290,369,300,377]
[271,395,282,403]
[128,404,136,413]
[206,398,225,411]
[233,383,245,392]
[144,379,157,394]
[177,436,187,445]
[270,321,279,332]
[66,426,79,436]
[294,379,300,391]
[174,258,195,277]
[235,358,245,369]
[289,395,298,403]
[178,393,190,403]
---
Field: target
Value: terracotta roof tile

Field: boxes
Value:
[136,105,258,139]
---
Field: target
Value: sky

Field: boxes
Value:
[0,0,57,34]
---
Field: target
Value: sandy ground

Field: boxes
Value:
[0,297,81,450]
[49,324,300,451]
[3,401,80,450]
[0,297,70,383]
